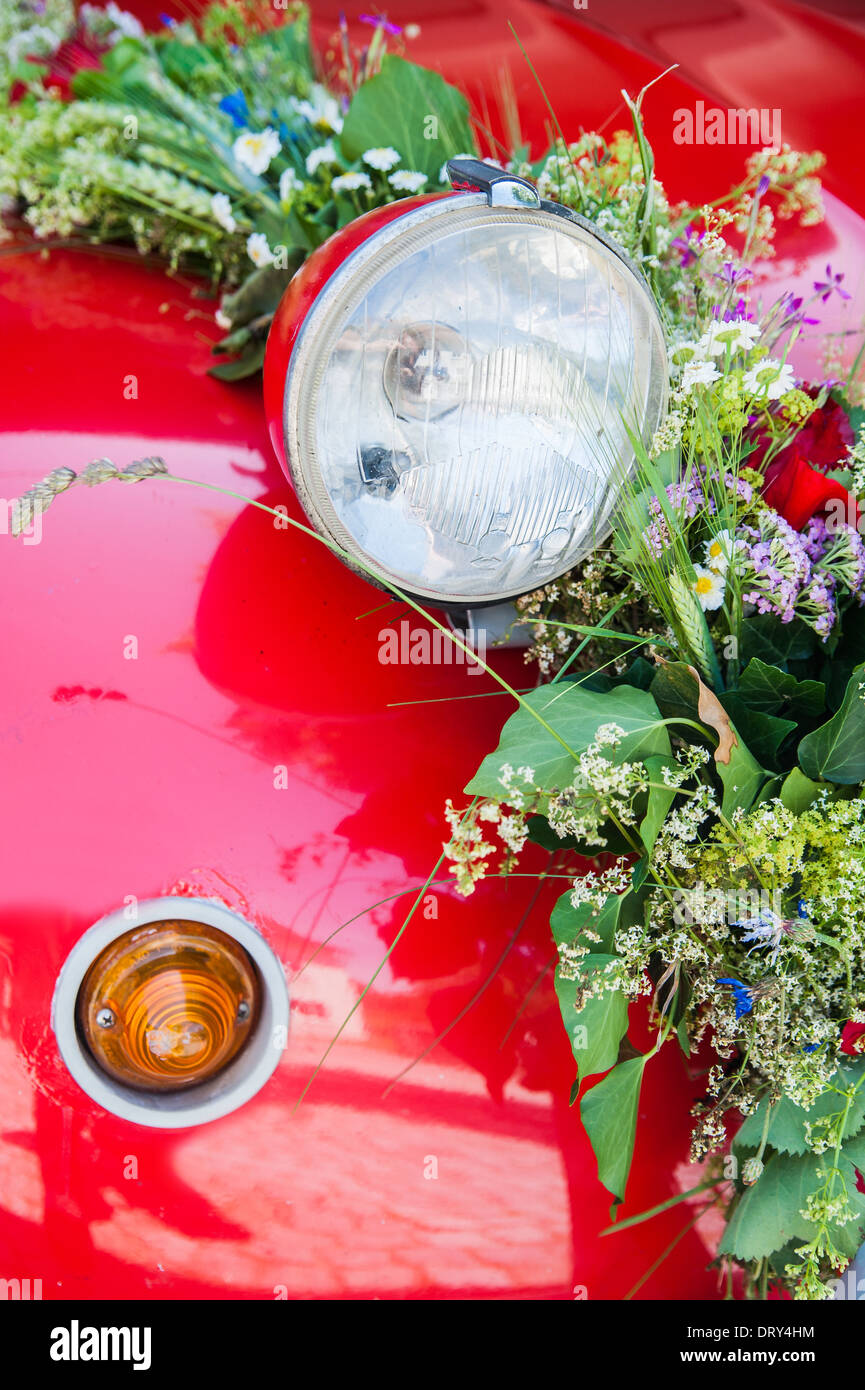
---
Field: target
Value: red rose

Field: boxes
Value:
[762,451,855,531]
[840,1021,865,1056]
[10,36,104,105]
[755,389,857,530]
[787,394,855,468]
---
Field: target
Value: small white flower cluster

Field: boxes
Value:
[548,725,647,848]
[652,780,718,871]
[79,1,144,46]
[570,858,632,912]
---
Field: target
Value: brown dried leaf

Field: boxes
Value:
[655,657,739,765]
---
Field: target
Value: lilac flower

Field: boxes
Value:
[816,520,865,598]
[814,264,851,302]
[737,510,838,638]
[757,174,771,196]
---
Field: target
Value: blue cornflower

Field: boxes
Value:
[732,910,789,964]
[716,977,755,1020]
[160,13,176,25]
[797,899,810,920]
[219,90,250,129]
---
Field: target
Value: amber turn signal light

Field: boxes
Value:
[76,919,261,1092]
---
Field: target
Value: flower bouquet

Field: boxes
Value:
[444,137,865,1299]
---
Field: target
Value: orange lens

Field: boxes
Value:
[76,920,261,1092]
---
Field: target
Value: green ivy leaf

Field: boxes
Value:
[555,954,629,1082]
[779,767,822,814]
[717,731,768,818]
[650,661,767,814]
[740,614,818,669]
[719,694,796,767]
[799,662,865,783]
[208,341,266,380]
[719,1151,824,1260]
[465,683,670,800]
[340,56,476,181]
[219,262,302,328]
[737,658,825,719]
[581,1056,646,1204]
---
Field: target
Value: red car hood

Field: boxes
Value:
[0,0,862,1301]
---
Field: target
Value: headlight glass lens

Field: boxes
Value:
[286,200,667,604]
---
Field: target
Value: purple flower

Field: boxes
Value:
[757,174,771,196]
[715,261,753,289]
[814,264,851,303]
[359,12,402,33]
[672,229,702,267]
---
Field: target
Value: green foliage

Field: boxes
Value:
[340,56,477,180]
[466,683,670,801]
[581,1056,646,1204]
[799,662,865,783]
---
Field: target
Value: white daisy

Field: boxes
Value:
[305,142,338,176]
[362,147,401,172]
[290,84,344,133]
[680,359,721,392]
[246,232,274,267]
[692,565,726,611]
[743,358,796,401]
[704,529,735,574]
[210,192,237,233]
[279,168,303,202]
[700,317,761,356]
[388,169,427,193]
[332,171,373,194]
[233,128,281,176]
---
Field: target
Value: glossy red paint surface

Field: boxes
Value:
[0,1,863,1302]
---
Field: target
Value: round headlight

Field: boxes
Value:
[264,160,667,606]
